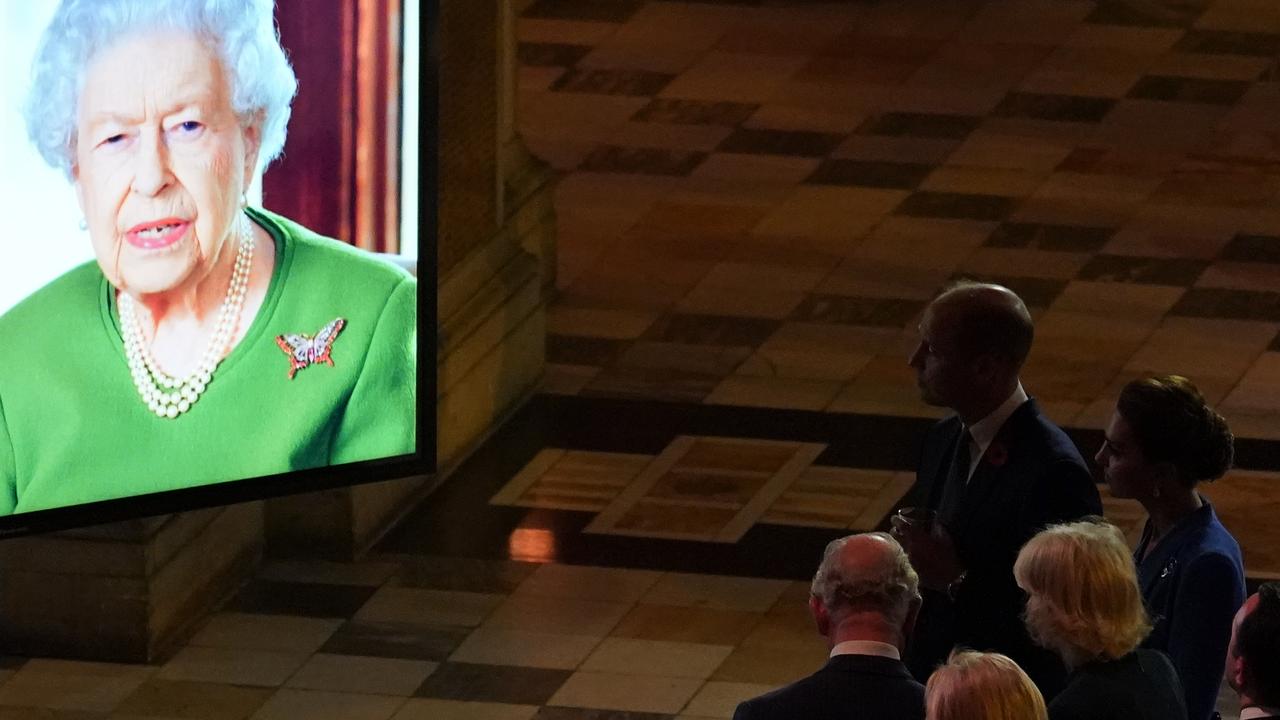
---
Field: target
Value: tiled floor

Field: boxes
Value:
[525,0,1280,439]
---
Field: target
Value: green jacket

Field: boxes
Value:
[0,207,416,516]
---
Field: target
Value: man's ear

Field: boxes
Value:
[810,595,830,638]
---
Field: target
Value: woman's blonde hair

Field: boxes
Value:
[926,650,1047,720]
[1014,520,1151,665]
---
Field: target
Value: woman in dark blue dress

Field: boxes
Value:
[1094,375,1246,720]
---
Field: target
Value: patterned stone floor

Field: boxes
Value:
[522,0,1280,440]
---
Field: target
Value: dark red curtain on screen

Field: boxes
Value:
[265,0,402,254]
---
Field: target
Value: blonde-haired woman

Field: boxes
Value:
[1015,520,1187,720]
[926,650,1047,720]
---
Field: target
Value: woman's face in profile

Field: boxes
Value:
[72,30,258,297]
[1096,411,1155,500]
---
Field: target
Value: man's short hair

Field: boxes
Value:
[934,280,1034,368]
[1240,582,1280,706]
[809,532,921,627]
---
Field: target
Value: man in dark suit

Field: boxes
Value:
[892,282,1102,699]
[733,532,926,720]
[1226,582,1280,720]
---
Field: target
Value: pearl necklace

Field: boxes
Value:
[119,217,255,419]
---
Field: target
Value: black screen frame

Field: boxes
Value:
[0,0,439,539]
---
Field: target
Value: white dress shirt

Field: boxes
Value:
[1241,706,1280,719]
[963,382,1029,481]
[829,640,901,659]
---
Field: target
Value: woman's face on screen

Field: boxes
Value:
[72,30,259,297]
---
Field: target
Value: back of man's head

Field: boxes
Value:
[810,533,920,631]
[1239,582,1280,706]
[932,281,1034,370]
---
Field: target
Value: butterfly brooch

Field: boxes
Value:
[275,317,346,379]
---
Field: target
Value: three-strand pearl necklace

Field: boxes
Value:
[119,217,255,419]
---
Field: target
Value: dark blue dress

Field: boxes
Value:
[1135,498,1245,720]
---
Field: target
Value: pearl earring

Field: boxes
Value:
[78,218,88,231]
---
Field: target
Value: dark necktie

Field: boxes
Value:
[937,428,973,523]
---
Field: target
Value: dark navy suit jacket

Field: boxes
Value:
[1136,499,1244,720]
[905,399,1102,698]
[732,653,925,720]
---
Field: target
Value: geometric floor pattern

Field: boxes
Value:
[527,0,1280,440]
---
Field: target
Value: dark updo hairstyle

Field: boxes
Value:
[1116,375,1233,487]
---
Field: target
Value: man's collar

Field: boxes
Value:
[967,382,1028,454]
[830,640,900,660]
[1241,706,1280,719]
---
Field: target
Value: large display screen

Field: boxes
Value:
[0,0,434,536]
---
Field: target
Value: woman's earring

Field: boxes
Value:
[78,218,88,231]
[240,193,248,209]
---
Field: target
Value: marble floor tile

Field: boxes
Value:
[1197,261,1280,293]
[248,689,406,720]
[390,699,538,720]
[284,654,438,696]
[389,556,540,594]
[680,681,776,719]
[751,186,908,240]
[960,247,1090,280]
[675,285,806,321]
[640,573,788,614]
[608,605,763,646]
[415,664,572,706]
[254,559,399,588]
[579,638,733,679]
[0,660,155,714]
[709,644,822,686]
[318,621,471,662]
[447,628,601,671]
[157,647,308,688]
[222,578,376,620]
[546,671,702,714]
[111,679,273,720]
[919,165,1046,197]
[687,153,819,186]
[353,588,505,629]
[830,135,960,166]
[482,593,633,637]
[548,307,659,341]
[513,564,664,604]
[895,191,1018,222]
[743,104,867,134]
[187,613,342,654]
[703,376,844,411]
[660,52,810,104]
[1203,470,1280,576]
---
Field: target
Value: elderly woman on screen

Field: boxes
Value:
[0,0,416,515]
[1015,520,1188,720]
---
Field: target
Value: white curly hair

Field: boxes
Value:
[24,0,297,179]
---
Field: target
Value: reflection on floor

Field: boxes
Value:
[0,395,1267,718]
[522,0,1280,439]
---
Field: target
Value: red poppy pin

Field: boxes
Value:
[275,317,346,379]
[984,441,1009,468]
